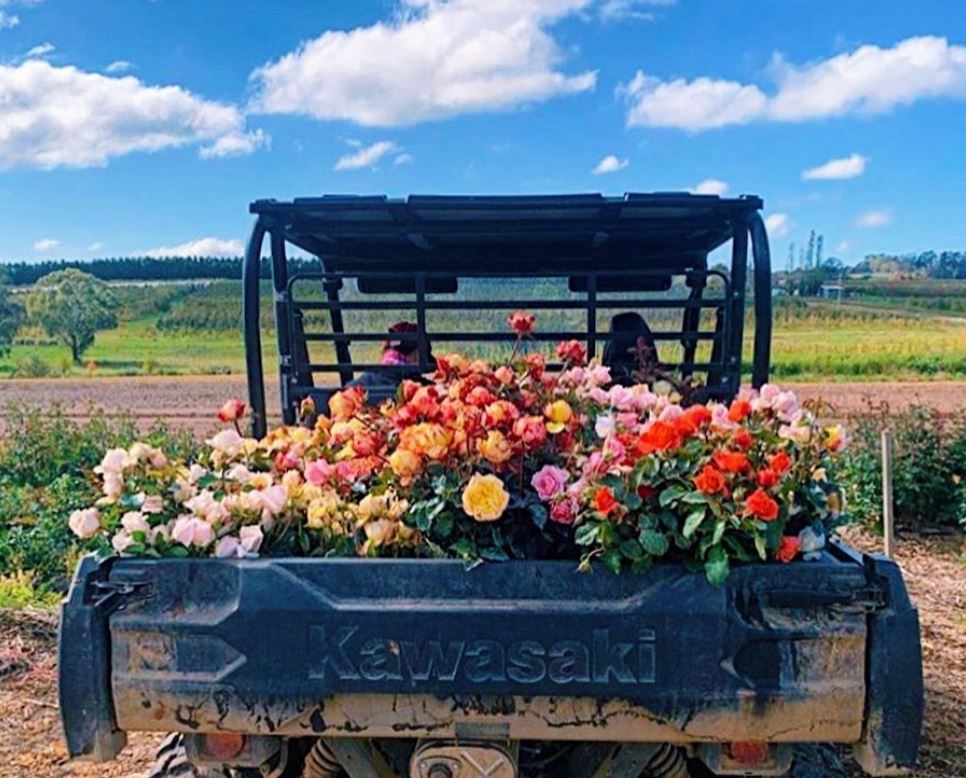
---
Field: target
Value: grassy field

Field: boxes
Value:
[3,281,966,382]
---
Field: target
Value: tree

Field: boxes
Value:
[26,269,118,363]
[0,270,23,356]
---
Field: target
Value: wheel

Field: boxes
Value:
[147,733,233,778]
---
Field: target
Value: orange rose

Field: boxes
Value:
[329,387,365,420]
[399,423,452,461]
[637,421,683,455]
[728,399,751,422]
[693,465,725,495]
[745,489,780,521]
[594,486,619,516]
[713,450,749,474]
[479,430,513,465]
[776,535,801,563]
[389,449,422,481]
[484,400,519,428]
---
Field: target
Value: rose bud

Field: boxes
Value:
[217,398,246,423]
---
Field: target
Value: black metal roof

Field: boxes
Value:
[250,193,763,272]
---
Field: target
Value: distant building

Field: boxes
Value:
[819,283,846,301]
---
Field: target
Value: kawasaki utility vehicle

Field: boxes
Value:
[59,194,922,778]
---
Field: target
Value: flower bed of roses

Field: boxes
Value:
[68,313,846,584]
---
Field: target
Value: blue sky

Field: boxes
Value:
[0,0,964,268]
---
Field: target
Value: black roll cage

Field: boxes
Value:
[243,194,772,438]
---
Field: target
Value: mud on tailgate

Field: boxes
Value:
[77,556,870,746]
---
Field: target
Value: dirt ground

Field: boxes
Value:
[1,376,964,435]
[0,528,962,778]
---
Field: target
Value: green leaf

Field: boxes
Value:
[602,549,623,575]
[450,538,476,558]
[574,522,600,546]
[434,512,454,539]
[166,545,190,558]
[529,503,548,530]
[754,533,767,561]
[681,491,709,505]
[659,484,688,507]
[481,547,509,561]
[712,519,726,545]
[682,508,706,539]
[619,540,643,560]
[705,546,730,585]
[639,528,669,556]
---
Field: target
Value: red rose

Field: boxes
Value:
[776,535,801,563]
[756,468,780,489]
[507,311,536,335]
[693,465,726,495]
[732,428,753,449]
[555,339,588,365]
[637,484,657,501]
[594,486,619,516]
[769,450,793,475]
[713,450,749,474]
[217,398,246,423]
[745,489,780,521]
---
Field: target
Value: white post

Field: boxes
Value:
[881,429,895,558]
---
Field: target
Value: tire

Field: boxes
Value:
[148,733,233,778]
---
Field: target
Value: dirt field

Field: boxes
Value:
[1,376,963,435]
[1,528,962,778]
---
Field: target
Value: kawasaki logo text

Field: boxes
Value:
[308,626,656,685]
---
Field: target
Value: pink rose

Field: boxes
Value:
[68,508,101,539]
[549,497,578,525]
[304,459,335,486]
[171,516,215,548]
[530,465,570,501]
[239,525,264,555]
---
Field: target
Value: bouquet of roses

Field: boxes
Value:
[69,313,846,583]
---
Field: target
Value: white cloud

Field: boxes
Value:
[145,237,244,258]
[333,140,398,171]
[765,213,790,237]
[0,11,19,28]
[33,237,59,251]
[692,178,728,195]
[87,242,104,252]
[249,0,597,127]
[24,41,54,59]
[598,0,675,22]
[105,60,133,73]
[802,153,867,180]
[592,154,629,174]
[393,152,414,165]
[199,128,270,159]
[0,60,266,169]
[621,71,766,130]
[856,209,891,228]
[836,240,853,254]
[622,36,966,131]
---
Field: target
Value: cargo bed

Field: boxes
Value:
[59,541,922,774]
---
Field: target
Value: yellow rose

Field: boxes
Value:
[478,430,513,465]
[461,473,510,522]
[306,492,341,529]
[281,469,303,497]
[544,400,573,434]
[248,472,273,490]
[389,449,422,480]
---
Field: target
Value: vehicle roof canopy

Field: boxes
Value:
[250,193,764,273]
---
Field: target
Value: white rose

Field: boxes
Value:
[139,494,165,514]
[171,517,214,548]
[594,414,616,439]
[206,429,244,457]
[120,511,150,535]
[101,472,125,502]
[68,508,101,539]
[111,531,135,553]
[95,448,130,476]
[188,463,208,483]
[239,525,264,555]
[251,485,287,517]
[215,536,241,558]
[227,464,253,483]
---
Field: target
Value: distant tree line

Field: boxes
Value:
[2,255,317,286]
[854,251,966,279]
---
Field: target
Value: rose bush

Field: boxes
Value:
[68,315,847,583]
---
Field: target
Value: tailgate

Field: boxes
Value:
[62,553,873,752]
